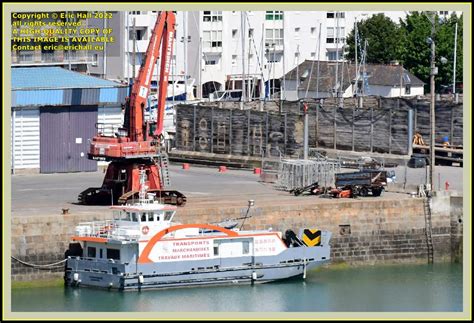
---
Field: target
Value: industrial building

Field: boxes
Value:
[11,67,127,174]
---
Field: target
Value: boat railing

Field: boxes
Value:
[75,220,140,240]
[75,220,117,238]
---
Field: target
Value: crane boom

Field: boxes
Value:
[79,11,186,207]
[129,11,175,142]
[88,11,176,160]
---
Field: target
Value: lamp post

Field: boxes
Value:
[427,12,436,192]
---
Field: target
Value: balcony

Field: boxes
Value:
[128,40,150,53]
[127,14,152,28]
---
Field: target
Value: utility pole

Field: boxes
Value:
[241,11,246,103]
[66,11,71,71]
[453,21,458,94]
[400,64,403,97]
[282,12,286,101]
[273,43,276,99]
[132,18,136,80]
[261,22,265,103]
[296,44,300,100]
[248,32,252,101]
[103,11,107,79]
[303,102,309,159]
[126,11,130,84]
[429,13,436,192]
[183,12,188,101]
[334,12,339,97]
[199,36,202,99]
[354,18,358,94]
[316,22,322,98]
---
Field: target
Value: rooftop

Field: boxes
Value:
[12,67,125,90]
[284,61,425,93]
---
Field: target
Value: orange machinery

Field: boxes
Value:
[79,11,186,206]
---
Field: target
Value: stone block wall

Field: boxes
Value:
[11,195,461,281]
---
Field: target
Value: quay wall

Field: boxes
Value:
[11,194,463,282]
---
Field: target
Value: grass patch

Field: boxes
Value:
[12,278,64,289]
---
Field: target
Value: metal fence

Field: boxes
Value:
[275,159,341,191]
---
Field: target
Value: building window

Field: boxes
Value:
[248,28,254,38]
[92,53,98,66]
[232,29,237,38]
[405,84,411,95]
[326,50,342,61]
[266,52,281,63]
[129,28,146,41]
[310,52,316,58]
[205,55,220,65]
[87,247,96,258]
[203,11,222,22]
[107,248,120,260]
[327,12,345,18]
[232,55,237,65]
[326,27,334,43]
[242,241,250,255]
[294,52,300,65]
[18,50,34,62]
[265,11,283,20]
[265,28,283,48]
[203,30,222,49]
[310,27,316,36]
[326,27,344,43]
[294,27,300,38]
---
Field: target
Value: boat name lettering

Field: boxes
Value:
[255,246,276,253]
[172,240,210,247]
[158,252,210,261]
[172,247,210,253]
[255,238,275,244]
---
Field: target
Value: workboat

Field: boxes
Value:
[64,179,331,291]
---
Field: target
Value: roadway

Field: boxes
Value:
[10,163,463,217]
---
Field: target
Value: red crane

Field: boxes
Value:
[79,11,186,206]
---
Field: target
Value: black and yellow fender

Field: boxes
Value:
[301,229,322,247]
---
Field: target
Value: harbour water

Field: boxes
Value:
[11,262,462,312]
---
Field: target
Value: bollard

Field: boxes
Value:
[182,163,190,170]
[218,166,227,173]
[445,181,450,191]
[253,168,262,175]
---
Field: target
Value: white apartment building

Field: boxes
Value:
[89,10,459,100]
[186,10,410,100]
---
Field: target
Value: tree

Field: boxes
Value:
[436,13,463,93]
[399,12,463,93]
[345,13,403,64]
[398,12,432,92]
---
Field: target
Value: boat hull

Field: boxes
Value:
[64,246,329,291]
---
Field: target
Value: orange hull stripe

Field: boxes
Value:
[138,224,239,264]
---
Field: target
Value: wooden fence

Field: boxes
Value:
[175,97,463,158]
